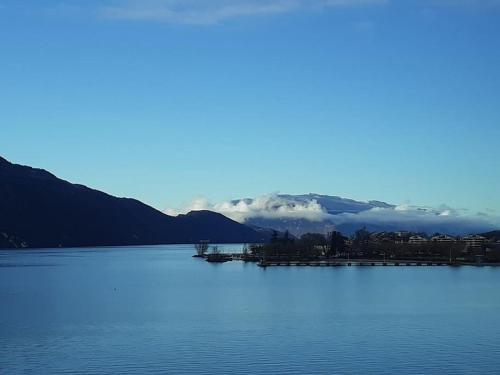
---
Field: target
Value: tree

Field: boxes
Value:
[300,233,328,256]
[249,244,264,256]
[328,231,347,257]
[194,241,210,257]
[353,227,370,247]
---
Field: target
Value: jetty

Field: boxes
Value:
[197,253,500,267]
[199,253,462,267]
[257,259,451,267]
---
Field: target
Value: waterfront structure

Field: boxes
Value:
[409,235,428,245]
[395,231,411,244]
[463,235,487,249]
[370,232,395,243]
[431,234,456,243]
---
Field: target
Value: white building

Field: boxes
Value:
[431,234,456,243]
[395,231,410,244]
[409,235,428,245]
[463,235,487,248]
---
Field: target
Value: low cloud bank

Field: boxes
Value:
[165,193,499,235]
[334,205,498,235]
[166,194,330,222]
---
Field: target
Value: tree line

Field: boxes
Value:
[246,229,494,263]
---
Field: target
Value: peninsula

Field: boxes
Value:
[195,229,500,266]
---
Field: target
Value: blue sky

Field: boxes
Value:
[1,0,499,214]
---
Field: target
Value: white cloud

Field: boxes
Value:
[99,0,388,24]
[333,205,498,234]
[165,193,500,235]
[166,193,329,221]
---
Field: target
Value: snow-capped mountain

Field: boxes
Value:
[168,193,498,236]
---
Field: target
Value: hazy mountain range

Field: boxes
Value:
[169,193,499,236]
[0,156,267,249]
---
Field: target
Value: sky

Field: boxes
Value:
[1,0,499,215]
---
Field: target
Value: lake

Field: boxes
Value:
[1,245,500,374]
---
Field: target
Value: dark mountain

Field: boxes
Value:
[247,217,336,237]
[0,157,266,248]
[481,230,500,242]
[247,225,294,240]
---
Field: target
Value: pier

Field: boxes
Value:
[257,260,451,267]
[198,253,498,267]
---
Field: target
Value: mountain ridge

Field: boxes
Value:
[223,194,497,236]
[0,157,267,248]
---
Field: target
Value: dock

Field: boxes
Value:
[257,260,452,267]
[198,253,498,267]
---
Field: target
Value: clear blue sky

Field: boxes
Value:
[1,0,499,213]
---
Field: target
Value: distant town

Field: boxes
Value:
[196,229,500,267]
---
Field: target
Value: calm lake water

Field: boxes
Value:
[1,245,500,374]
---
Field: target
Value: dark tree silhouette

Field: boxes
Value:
[353,227,370,247]
[328,231,347,257]
[194,241,210,256]
[271,230,279,243]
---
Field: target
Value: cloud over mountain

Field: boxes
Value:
[166,193,500,235]
[166,194,330,222]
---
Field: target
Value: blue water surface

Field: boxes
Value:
[1,245,500,374]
